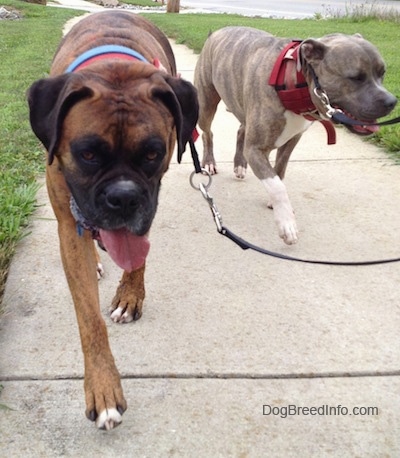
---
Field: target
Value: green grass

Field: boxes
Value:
[0,0,399,307]
[0,1,81,305]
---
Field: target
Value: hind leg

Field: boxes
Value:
[233,124,247,179]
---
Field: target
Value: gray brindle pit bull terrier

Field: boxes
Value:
[194,27,397,245]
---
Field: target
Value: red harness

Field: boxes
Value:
[268,41,336,145]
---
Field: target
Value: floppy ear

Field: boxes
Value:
[300,38,328,64]
[152,76,199,163]
[28,74,93,165]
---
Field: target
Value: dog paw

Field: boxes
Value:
[97,262,105,280]
[110,268,145,323]
[203,163,217,175]
[96,407,123,430]
[84,363,127,430]
[110,302,142,323]
[234,165,246,179]
[278,221,298,245]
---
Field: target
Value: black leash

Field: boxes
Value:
[332,111,400,128]
[221,225,400,266]
[188,141,400,267]
[189,138,202,173]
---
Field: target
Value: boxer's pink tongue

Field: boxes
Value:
[99,228,150,272]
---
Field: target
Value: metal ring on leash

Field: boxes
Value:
[189,168,212,191]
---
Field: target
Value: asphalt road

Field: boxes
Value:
[181,0,400,19]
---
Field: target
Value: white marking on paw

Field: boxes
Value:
[121,311,133,323]
[110,306,124,322]
[97,263,104,280]
[110,306,134,324]
[262,176,298,245]
[96,408,122,430]
[204,163,217,175]
[234,166,246,179]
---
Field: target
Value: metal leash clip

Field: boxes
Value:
[199,182,223,233]
[313,87,340,119]
[189,168,223,233]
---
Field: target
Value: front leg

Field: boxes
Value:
[110,265,145,323]
[58,222,127,429]
[245,141,298,245]
[262,175,298,244]
[47,165,127,429]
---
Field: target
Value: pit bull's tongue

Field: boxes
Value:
[352,122,379,135]
[99,228,150,272]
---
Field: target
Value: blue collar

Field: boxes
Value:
[65,44,148,73]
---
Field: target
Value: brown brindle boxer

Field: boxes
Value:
[28,11,198,430]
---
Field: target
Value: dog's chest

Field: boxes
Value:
[275,111,312,148]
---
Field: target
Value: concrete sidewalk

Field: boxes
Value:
[1,10,400,458]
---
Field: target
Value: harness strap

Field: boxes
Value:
[269,42,313,113]
[269,41,336,145]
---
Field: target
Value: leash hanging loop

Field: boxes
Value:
[193,180,400,267]
[189,169,212,191]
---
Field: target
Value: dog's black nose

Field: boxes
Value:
[384,94,397,111]
[105,180,139,215]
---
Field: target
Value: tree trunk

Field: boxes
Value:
[167,0,180,13]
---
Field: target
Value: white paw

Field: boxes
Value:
[97,262,104,280]
[110,306,134,324]
[278,220,298,245]
[261,176,298,244]
[204,163,217,175]
[96,407,122,430]
[234,165,246,179]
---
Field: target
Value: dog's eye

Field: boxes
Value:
[349,72,366,83]
[145,152,158,162]
[377,67,386,79]
[71,136,110,168]
[81,151,96,162]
